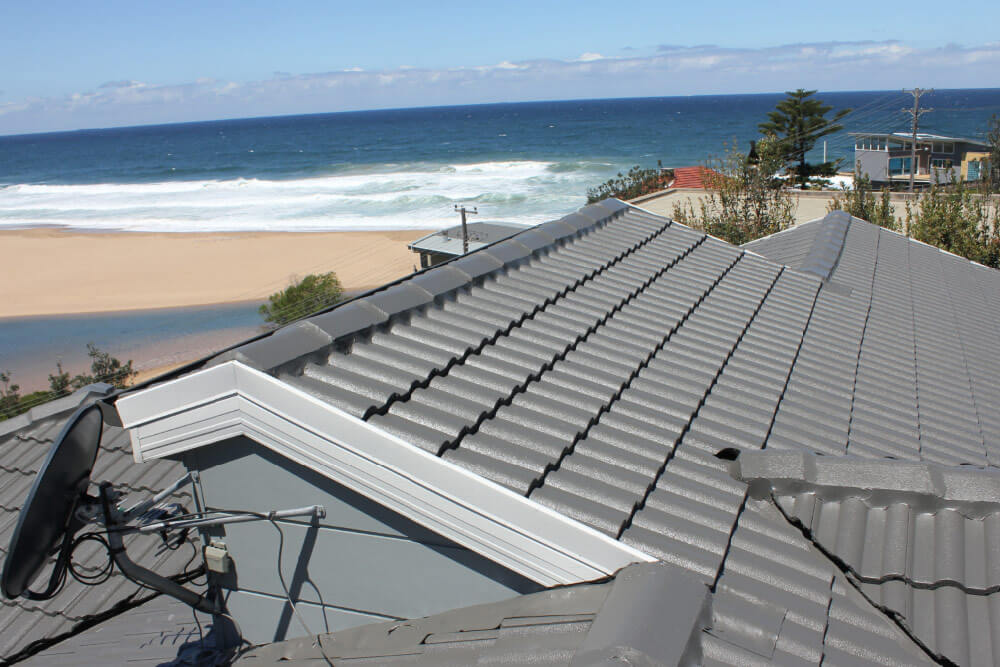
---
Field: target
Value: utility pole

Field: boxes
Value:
[902,88,934,193]
[454,205,477,254]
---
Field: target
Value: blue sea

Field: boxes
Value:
[2,89,999,390]
[2,89,998,232]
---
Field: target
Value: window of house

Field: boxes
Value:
[856,137,887,151]
[889,157,912,176]
[933,142,955,154]
[969,160,982,180]
[931,158,953,169]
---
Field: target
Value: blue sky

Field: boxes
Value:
[1,0,998,135]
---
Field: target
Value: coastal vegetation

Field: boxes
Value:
[586,164,672,203]
[48,344,137,393]
[759,89,850,189]
[0,345,137,421]
[905,180,1000,268]
[259,271,345,326]
[670,137,795,245]
[827,170,899,231]
[826,170,999,267]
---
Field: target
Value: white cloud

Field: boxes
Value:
[2,40,998,135]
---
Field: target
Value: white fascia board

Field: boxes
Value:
[116,361,653,587]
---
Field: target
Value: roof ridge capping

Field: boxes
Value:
[733,449,1000,519]
[209,199,631,376]
[797,210,851,281]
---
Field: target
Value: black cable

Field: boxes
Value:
[67,531,114,586]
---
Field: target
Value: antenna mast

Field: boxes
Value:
[902,88,934,193]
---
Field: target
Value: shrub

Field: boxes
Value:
[70,343,137,390]
[905,180,1000,268]
[671,137,794,245]
[586,164,671,204]
[827,169,899,231]
[259,272,344,326]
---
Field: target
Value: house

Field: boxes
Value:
[5,199,1000,665]
[408,221,528,268]
[850,131,990,186]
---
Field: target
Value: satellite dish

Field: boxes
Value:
[2,404,103,600]
[2,399,324,619]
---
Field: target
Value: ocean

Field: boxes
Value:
[2,89,999,391]
[2,89,998,232]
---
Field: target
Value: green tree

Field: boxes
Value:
[70,343,137,390]
[671,137,795,245]
[48,361,72,395]
[827,168,899,231]
[259,272,344,326]
[0,371,21,420]
[586,163,670,203]
[759,89,850,189]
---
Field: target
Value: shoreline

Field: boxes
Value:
[1,227,432,318]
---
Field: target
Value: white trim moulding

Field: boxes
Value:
[116,361,653,587]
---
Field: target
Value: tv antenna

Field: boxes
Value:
[454,204,477,254]
[2,403,324,615]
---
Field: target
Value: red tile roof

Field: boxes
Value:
[669,166,719,189]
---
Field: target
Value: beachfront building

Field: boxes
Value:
[408,221,527,268]
[850,131,990,187]
[5,201,1000,665]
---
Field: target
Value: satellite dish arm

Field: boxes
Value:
[99,483,221,615]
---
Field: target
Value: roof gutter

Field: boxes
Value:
[115,361,653,588]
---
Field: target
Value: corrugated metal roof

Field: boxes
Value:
[0,388,205,663]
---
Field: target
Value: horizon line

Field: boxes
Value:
[4,86,998,140]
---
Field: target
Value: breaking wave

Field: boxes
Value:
[0,160,615,232]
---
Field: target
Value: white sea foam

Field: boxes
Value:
[0,160,615,232]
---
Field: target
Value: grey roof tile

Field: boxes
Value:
[0,396,205,663]
[123,206,1000,664]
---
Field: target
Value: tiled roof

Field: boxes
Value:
[0,387,204,663]
[212,200,1000,664]
[24,596,217,666]
[737,449,1000,665]
[234,560,713,665]
[669,166,718,189]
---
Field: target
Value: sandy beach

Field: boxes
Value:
[2,228,432,318]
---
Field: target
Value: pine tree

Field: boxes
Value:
[759,89,850,189]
